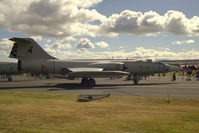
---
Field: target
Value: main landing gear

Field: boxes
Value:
[133,75,139,85]
[126,74,139,85]
[81,77,96,88]
[5,74,12,82]
[133,79,139,85]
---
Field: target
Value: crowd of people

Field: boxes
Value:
[181,65,199,80]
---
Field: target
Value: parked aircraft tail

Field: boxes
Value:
[9,38,56,60]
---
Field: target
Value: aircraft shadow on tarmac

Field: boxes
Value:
[0,79,46,83]
[48,82,176,91]
[48,83,175,91]
[0,85,54,90]
[0,82,176,91]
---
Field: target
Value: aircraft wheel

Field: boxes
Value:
[81,77,89,87]
[31,73,34,77]
[133,79,138,85]
[88,78,96,87]
[8,77,12,82]
[92,79,96,86]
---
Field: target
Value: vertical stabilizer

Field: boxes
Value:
[9,38,55,59]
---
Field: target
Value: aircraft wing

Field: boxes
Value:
[67,67,130,78]
[68,68,103,72]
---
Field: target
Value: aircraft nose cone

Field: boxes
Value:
[167,65,181,72]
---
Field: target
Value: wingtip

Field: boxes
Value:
[9,37,31,43]
[9,37,16,41]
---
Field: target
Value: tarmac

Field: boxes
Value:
[0,75,199,98]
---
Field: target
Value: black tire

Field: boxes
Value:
[88,78,96,88]
[81,77,89,87]
[8,77,12,82]
[134,79,138,85]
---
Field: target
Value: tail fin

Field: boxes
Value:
[9,38,56,59]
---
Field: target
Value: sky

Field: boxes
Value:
[0,0,199,62]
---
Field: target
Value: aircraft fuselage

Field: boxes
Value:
[19,59,169,75]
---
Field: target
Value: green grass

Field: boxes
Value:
[0,91,199,133]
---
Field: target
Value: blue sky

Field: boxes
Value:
[0,0,199,62]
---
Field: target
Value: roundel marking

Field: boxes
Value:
[41,65,46,69]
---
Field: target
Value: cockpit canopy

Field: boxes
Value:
[140,59,164,65]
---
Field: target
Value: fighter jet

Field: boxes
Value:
[8,38,180,87]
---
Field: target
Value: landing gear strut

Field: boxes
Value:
[81,77,96,88]
[7,74,12,82]
[133,79,138,85]
[133,75,139,85]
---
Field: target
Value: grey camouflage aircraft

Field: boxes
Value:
[8,38,180,87]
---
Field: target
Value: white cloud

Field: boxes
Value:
[0,0,106,38]
[44,42,72,54]
[31,36,42,41]
[95,41,109,48]
[60,36,77,42]
[42,46,199,60]
[164,11,199,36]
[76,38,95,48]
[98,10,199,37]
[52,43,72,50]
[158,47,170,51]
[46,39,52,43]
[1,0,199,38]
[119,46,128,50]
[74,0,103,8]
[0,38,13,56]
[172,40,195,45]
[2,36,197,61]
[98,10,165,36]
[78,48,88,53]
[128,47,199,60]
